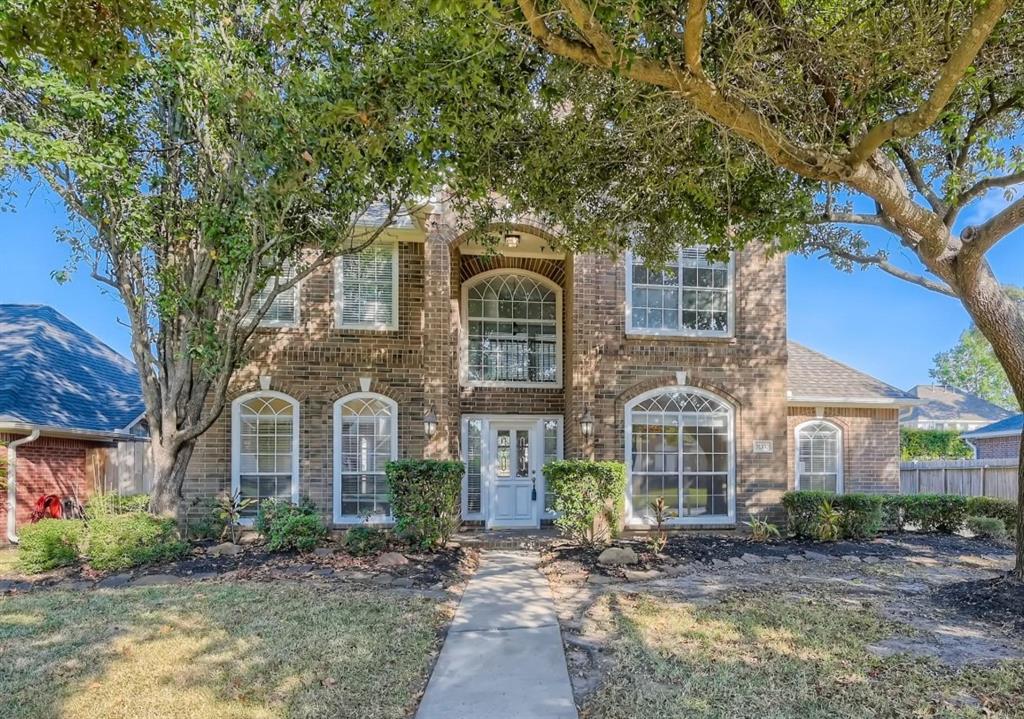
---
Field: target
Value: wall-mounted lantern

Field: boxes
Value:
[423,405,438,439]
[580,406,595,439]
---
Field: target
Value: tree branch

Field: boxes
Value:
[893,144,945,214]
[683,0,708,78]
[948,170,1024,224]
[517,0,605,65]
[966,194,1024,256]
[818,245,958,297]
[846,0,1010,165]
[812,211,892,229]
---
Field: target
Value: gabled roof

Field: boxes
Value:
[962,414,1024,440]
[902,384,1014,424]
[787,342,915,406]
[0,305,144,435]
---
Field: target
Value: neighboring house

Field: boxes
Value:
[962,415,1023,460]
[185,207,917,529]
[900,384,1013,432]
[0,305,144,544]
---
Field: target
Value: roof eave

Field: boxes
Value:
[0,421,140,443]
[787,395,921,408]
[961,429,1022,440]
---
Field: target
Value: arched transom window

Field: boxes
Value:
[627,389,733,523]
[796,421,842,493]
[464,272,560,385]
[232,392,299,519]
[334,394,397,521]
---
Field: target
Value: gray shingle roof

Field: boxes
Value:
[787,342,914,404]
[0,305,144,434]
[902,385,1014,424]
[962,414,1024,438]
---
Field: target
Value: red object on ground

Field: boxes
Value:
[29,494,64,523]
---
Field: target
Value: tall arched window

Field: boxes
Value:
[626,388,734,524]
[231,391,299,519]
[333,393,398,522]
[795,420,843,493]
[463,271,561,386]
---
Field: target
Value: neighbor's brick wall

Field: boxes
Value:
[786,407,901,494]
[971,435,1021,460]
[568,245,791,525]
[0,434,100,544]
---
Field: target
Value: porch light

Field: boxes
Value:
[580,406,595,439]
[423,405,438,438]
[504,233,521,248]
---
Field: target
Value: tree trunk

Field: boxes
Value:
[148,435,196,521]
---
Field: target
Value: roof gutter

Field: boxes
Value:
[7,429,40,544]
[0,421,136,443]
[787,395,922,408]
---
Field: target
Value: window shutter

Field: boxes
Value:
[338,244,396,328]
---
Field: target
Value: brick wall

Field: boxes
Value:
[786,406,901,494]
[0,433,101,544]
[971,434,1021,460]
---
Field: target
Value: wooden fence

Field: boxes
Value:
[96,439,153,496]
[900,458,1018,501]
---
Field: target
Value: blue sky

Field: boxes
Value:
[2,178,1022,390]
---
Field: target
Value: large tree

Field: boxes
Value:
[0,0,524,515]
[433,0,1024,575]
[932,328,1020,410]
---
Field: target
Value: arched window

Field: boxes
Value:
[231,391,299,519]
[795,420,843,493]
[463,271,561,386]
[333,393,398,522]
[626,388,734,524]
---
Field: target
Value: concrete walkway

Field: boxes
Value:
[416,551,578,719]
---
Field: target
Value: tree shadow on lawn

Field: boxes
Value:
[583,590,1024,719]
[0,581,445,719]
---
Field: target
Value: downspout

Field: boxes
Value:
[7,429,40,544]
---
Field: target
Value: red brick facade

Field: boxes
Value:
[1,433,102,544]
[970,434,1021,460]
[182,215,901,528]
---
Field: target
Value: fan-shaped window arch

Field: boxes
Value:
[333,393,398,522]
[795,420,843,493]
[462,270,562,387]
[625,387,735,524]
[231,391,300,520]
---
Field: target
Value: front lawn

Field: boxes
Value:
[0,547,18,576]
[581,592,1024,718]
[0,582,444,719]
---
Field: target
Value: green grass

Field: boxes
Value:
[0,547,18,576]
[583,592,1024,719]
[0,582,445,719]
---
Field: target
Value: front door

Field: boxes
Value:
[488,422,538,527]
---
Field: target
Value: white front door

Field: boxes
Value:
[488,421,538,528]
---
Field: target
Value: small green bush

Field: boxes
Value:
[84,493,150,519]
[782,492,884,540]
[343,525,388,556]
[87,513,188,571]
[184,497,226,541]
[900,428,973,460]
[899,494,968,533]
[17,519,85,573]
[387,460,464,549]
[965,496,1017,535]
[257,499,327,552]
[965,515,1008,541]
[544,460,627,546]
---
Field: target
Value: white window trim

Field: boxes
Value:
[460,414,563,521]
[624,386,736,527]
[332,392,398,525]
[250,265,301,329]
[230,390,301,526]
[334,242,399,331]
[460,268,563,389]
[794,419,844,494]
[624,248,735,339]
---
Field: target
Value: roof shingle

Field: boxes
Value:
[787,342,913,404]
[902,384,1013,424]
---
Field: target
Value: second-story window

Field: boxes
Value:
[626,247,733,337]
[463,271,561,386]
[336,242,398,330]
[249,263,298,327]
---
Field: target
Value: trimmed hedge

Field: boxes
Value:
[544,460,627,546]
[387,460,464,549]
[900,428,972,460]
[965,496,1017,535]
[781,492,884,540]
[884,494,969,533]
[17,519,86,573]
[87,513,188,571]
[256,498,327,552]
[965,515,1008,541]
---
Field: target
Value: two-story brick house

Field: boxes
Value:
[185,206,915,530]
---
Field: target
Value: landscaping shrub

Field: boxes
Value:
[87,513,188,571]
[900,428,972,460]
[256,499,327,552]
[782,492,884,540]
[897,494,968,533]
[544,460,627,546]
[84,493,150,519]
[965,496,1017,535]
[387,459,464,549]
[184,497,226,541]
[343,525,388,556]
[17,519,85,573]
[965,515,1008,541]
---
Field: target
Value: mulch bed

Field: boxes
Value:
[932,574,1024,636]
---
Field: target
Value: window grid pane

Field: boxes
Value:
[248,264,297,325]
[543,419,559,512]
[630,247,730,334]
[339,397,395,517]
[339,244,395,327]
[237,396,294,517]
[797,422,840,493]
[466,420,483,513]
